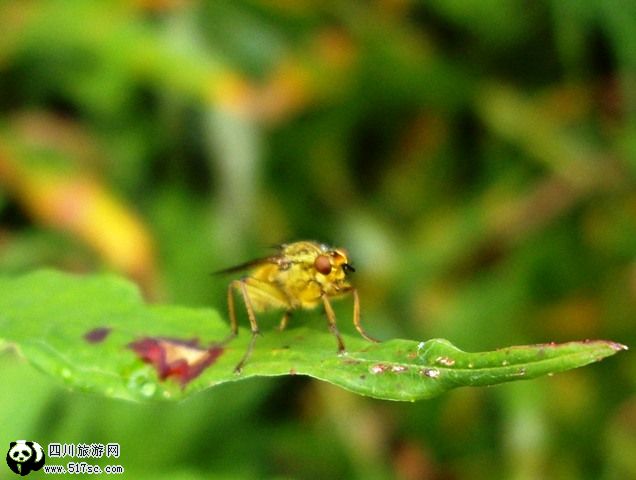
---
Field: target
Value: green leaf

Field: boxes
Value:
[0,270,627,402]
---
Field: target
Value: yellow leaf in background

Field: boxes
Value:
[0,127,157,296]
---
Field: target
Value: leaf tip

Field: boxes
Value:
[608,341,628,352]
[581,339,628,354]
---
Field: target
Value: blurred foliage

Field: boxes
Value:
[0,0,634,478]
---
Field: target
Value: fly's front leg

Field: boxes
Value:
[322,295,346,353]
[351,288,380,343]
[233,279,262,374]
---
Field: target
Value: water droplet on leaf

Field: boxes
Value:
[139,382,157,397]
[128,370,158,398]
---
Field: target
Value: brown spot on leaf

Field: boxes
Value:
[435,356,455,366]
[420,368,440,378]
[128,337,224,387]
[342,358,361,366]
[84,327,112,343]
[391,365,408,373]
[370,363,390,374]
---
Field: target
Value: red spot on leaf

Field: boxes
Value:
[128,337,224,387]
[84,327,112,343]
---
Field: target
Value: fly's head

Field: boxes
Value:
[279,241,355,296]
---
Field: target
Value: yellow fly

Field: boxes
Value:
[217,241,379,373]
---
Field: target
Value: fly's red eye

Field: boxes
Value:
[314,255,332,275]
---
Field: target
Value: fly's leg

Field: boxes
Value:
[278,310,292,331]
[322,295,346,353]
[352,288,380,343]
[232,279,262,374]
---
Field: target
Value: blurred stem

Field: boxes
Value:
[316,383,393,480]
[499,381,550,480]
[205,108,262,256]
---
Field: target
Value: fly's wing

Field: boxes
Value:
[213,255,283,275]
[213,257,276,275]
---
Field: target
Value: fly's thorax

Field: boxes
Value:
[282,242,353,296]
[249,263,283,283]
[280,241,323,260]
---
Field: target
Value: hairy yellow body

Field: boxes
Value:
[244,241,351,310]
[218,241,377,372]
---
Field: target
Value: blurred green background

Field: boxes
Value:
[1,0,635,478]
